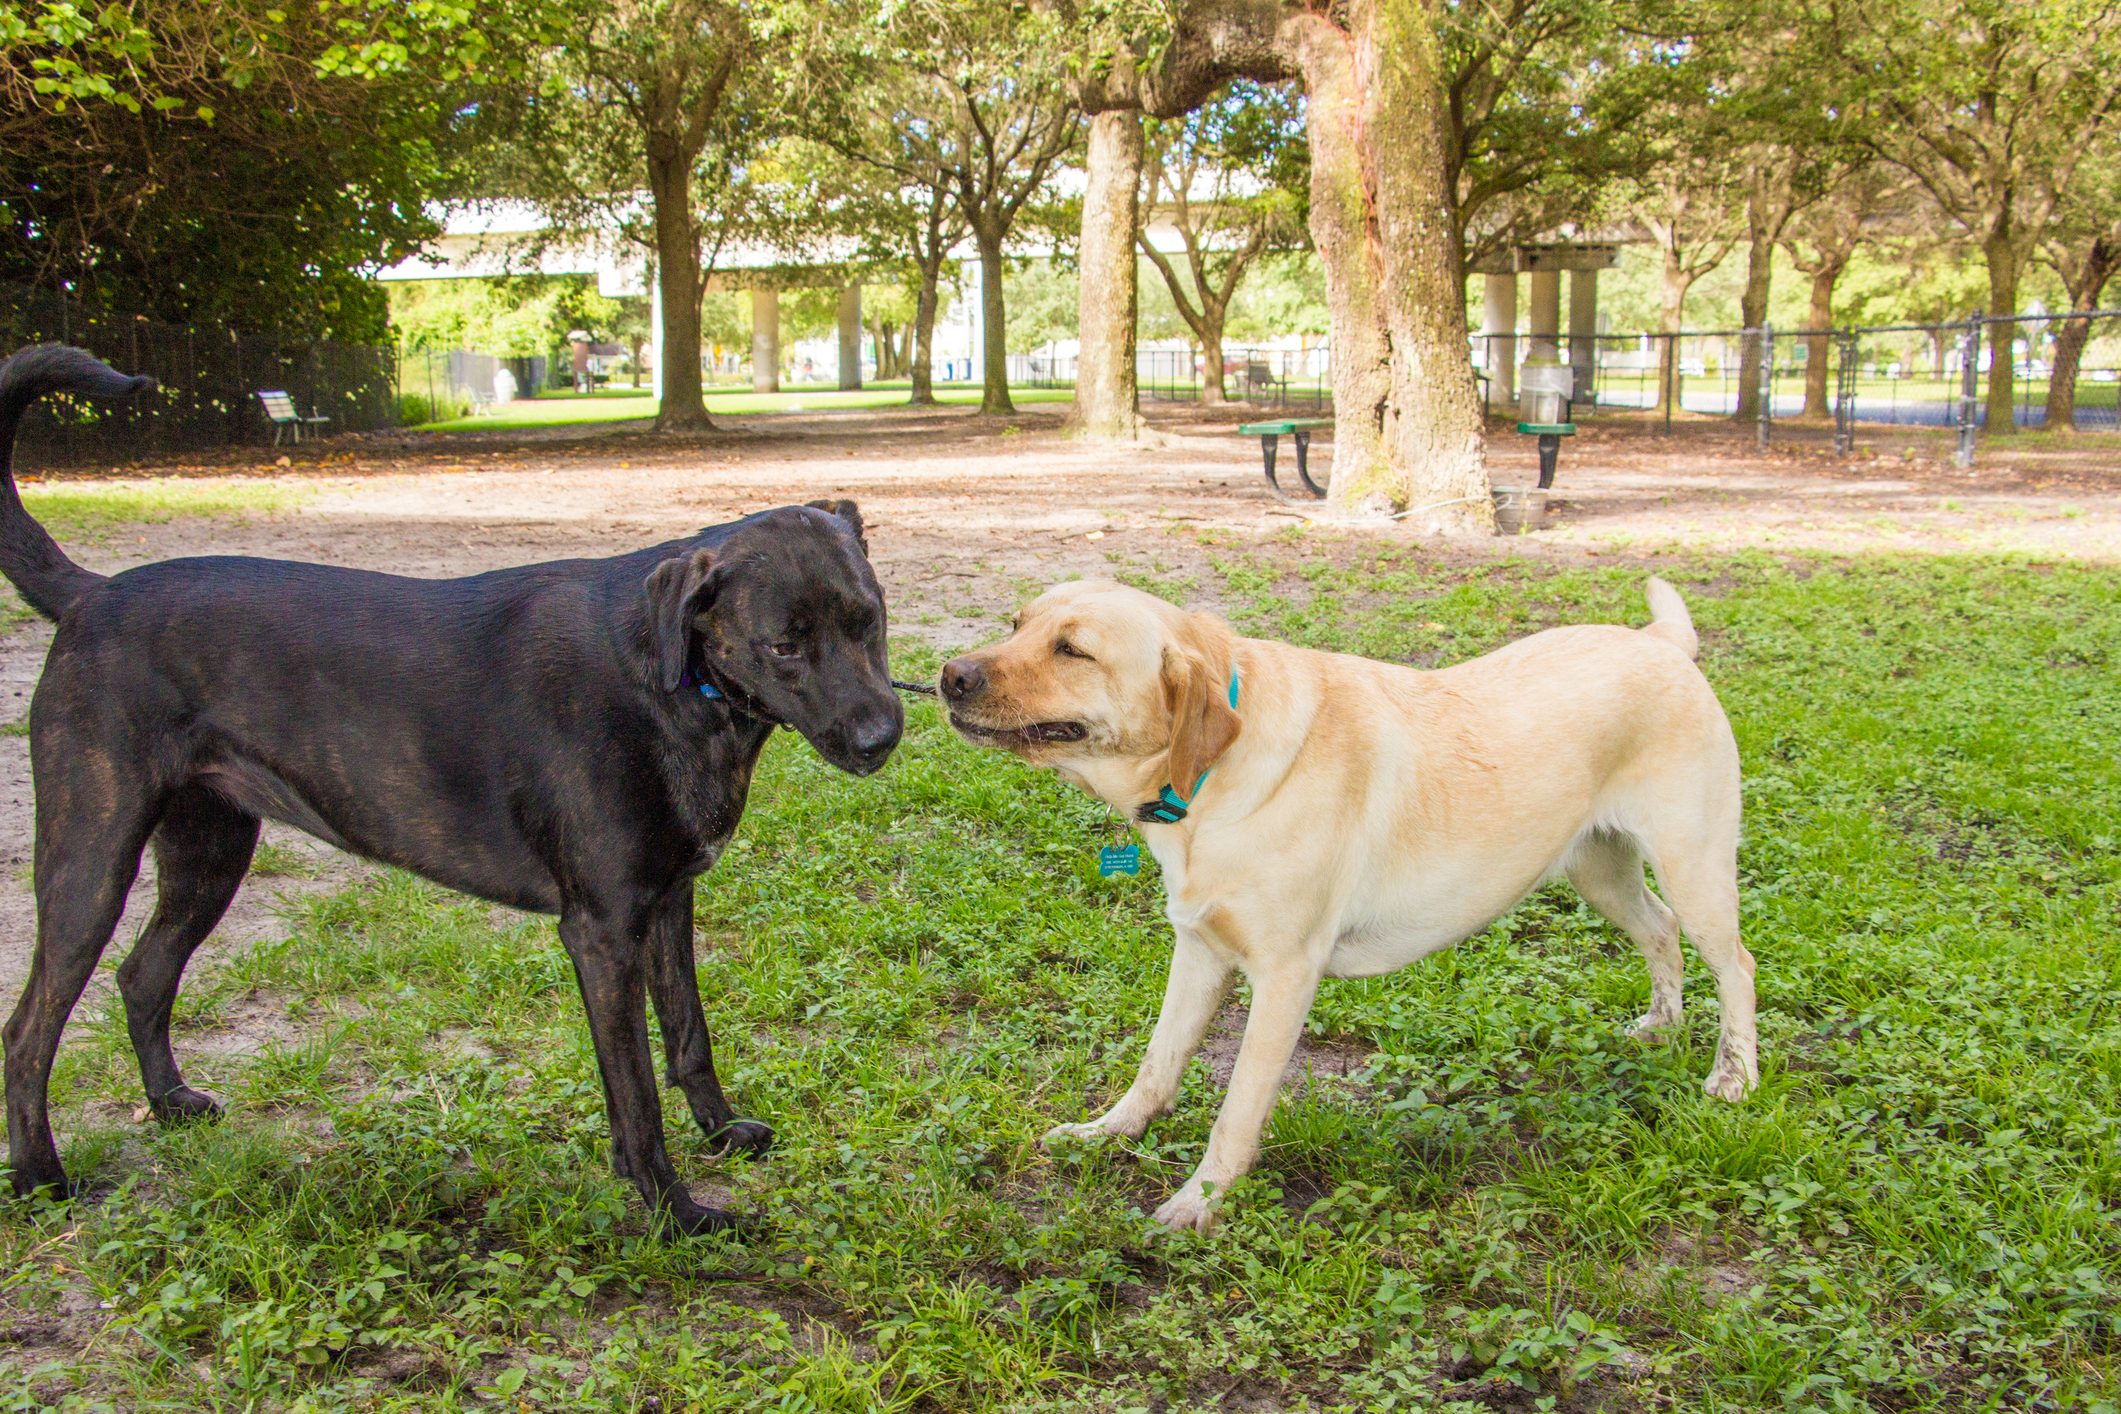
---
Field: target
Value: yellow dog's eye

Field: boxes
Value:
[1055,639,1092,661]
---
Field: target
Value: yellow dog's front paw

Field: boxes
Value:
[1703,1053,1758,1102]
[1152,1185,1219,1233]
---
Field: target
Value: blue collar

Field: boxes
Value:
[679,665,723,700]
[1135,670,1239,825]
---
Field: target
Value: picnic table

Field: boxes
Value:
[1238,416,1332,499]
[257,390,330,446]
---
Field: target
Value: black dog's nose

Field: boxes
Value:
[940,658,986,702]
[850,714,901,762]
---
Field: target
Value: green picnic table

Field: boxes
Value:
[1238,417,1332,499]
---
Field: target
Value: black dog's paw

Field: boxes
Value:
[706,1119,774,1158]
[662,1196,765,1242]
[149,1086,223,1124]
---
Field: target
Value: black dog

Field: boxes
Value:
[0,345,902,1234]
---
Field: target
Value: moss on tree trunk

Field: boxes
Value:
[1293,3,1488,529]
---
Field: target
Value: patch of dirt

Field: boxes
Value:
[1197,1000,1376,1092]
[1629,1230,1759,1304]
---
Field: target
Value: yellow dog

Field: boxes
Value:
[940,577,1754,1231]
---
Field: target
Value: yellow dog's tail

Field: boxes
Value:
[1642,576,1699,660]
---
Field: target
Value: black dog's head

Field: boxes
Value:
[644,500,902,775]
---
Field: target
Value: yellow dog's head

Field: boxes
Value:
[938,580,1240,789]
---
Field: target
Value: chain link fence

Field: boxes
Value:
[2,284,399,468]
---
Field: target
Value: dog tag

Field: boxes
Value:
[1098,844,1141,877]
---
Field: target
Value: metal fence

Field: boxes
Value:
[1137,346,1330,410]
[395,347,552,423]
[1479,311,2121,466]
[1005,345,1332,411]
[1,284,398,467]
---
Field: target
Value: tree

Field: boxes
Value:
[481,0,763,432]
[1075,108,1146,435]
[1440,0,1650,281]
[2039,144,2121,428]
[0,0,489,338]
[781,130,969,405]
[1136,82,1306,406]
[1780,165,1908,418]
[1064,1,1492,526]
[1625,148,1740,413]
[809,4,1078,415]
[1840,0,2121,434]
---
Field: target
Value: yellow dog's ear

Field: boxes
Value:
[1161,614,1241,793]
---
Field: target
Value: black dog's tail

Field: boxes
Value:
[0,344,155,619]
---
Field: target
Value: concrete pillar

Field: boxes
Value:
[750,287,779,394]
[1528,268,1562,362]
[1481,273,1518,406]
[1569,269,1598,404]
[836,284,863,391]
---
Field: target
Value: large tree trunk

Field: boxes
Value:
[1200,326,1228,407]
[910,255,942,405]
[2046,317,2091,431]
[1982,229,2020,436]
[1800,264,1840,420]
[975,224,1013,414]
[1734,230,1773,421]
[646,143,712,432]
[1292,4,1489,529]
[1072,109,1143,439]
[2043,245,2115,432]
[1657,256,1690,414]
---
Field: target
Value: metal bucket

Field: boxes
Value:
[1492,486,1548,535]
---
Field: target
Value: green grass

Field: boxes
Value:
[0,481,306,633]
[415,385,1075,433]
[5,554,2119,1411]
[17,481,302,544]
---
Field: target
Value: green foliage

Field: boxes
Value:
[6,554,2119,1410]
[1226,251,1331,341]
[385,276,642,359]
[1004,259,1079,353]
[0,0,542,339]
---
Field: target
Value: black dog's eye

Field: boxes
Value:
[1055,639,1092,661]
[767,641,800,659]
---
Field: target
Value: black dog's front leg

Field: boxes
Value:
[643,887,772,1156]
[557,903,742,1237]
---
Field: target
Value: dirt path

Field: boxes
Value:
[4,401,2114,1002]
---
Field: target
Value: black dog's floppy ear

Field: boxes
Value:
[644,548,719,692]
[806,498,866,553]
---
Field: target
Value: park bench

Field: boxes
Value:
[257,390,330,445]
[1238,416,1332,499]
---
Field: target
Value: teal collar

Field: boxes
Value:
[1135,670,1239,825]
